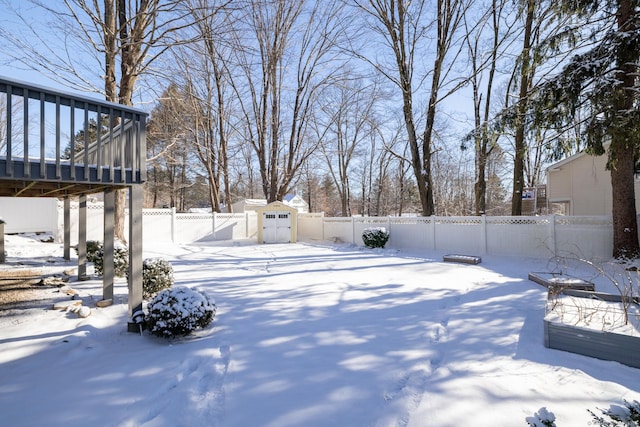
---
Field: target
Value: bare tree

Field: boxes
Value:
[230,0,347,203]
[159,1,239,213]
[315,78,380,216]
[355,0,471,216]
[463,0,517,215]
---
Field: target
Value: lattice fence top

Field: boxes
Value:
[175,213,215,221]
[389,217,432,225]
[142,209,173,216]
[554,216,612,226]
[353,218,389,225]
[324,218,354,223]
[487,217,549,225]
[436,217,483,225]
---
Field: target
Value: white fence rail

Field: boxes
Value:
[0,197,617,260]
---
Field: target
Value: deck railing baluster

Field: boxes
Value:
[6,85,12,177]
[96,105,103,181]
[55,95,61,179]
[83,104,89,181]
[0,76,146,194]
[40,91,45,178]
[70,99,76,180]
[22,88,29,178]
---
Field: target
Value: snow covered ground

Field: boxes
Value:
[1,234,639,426]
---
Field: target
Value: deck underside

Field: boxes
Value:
[0,159,139,197]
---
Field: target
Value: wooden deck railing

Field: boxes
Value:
[0,76,147,191]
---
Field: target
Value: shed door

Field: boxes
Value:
[262,212,291,243]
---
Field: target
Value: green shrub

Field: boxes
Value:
[362,227,390,249]
[142,257,174,299]
[145,287,216,337]
[76,239,129,277]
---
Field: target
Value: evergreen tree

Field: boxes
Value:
[533,0,640,258]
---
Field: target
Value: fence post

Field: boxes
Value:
[171,207,176,243]
[549,214,557,256]
[481,215,487,255]
[430,216,436,251]
[212,212,217,240]
[351,217,355,244]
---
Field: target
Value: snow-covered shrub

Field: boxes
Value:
[589,400,640,426]
[526,407,556,427]
[84,240,102,265]
[76,239,128,277]
[145,287,216,337]
[142,257,174,299]
[362,227,390,249]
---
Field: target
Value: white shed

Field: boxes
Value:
[257,201,297,244]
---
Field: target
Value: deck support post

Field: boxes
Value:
[128,185,143,318]
[103,189,115,301]
[77,194,88,280]
[63,197,70,260]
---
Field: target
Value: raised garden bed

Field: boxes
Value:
[443,254,482,265]
[528,272,595,292]
[544,288,640,368]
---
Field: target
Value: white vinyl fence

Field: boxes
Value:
[58,203,257,244]
[0,197,59,234]
[0,197,617,260]
[318,215,613,260]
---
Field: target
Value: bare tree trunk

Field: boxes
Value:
[361,0,466,217]
[511,0,534,216]
[466,0,504,215]
[610,0,639,258]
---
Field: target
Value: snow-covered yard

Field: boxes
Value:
[1,234,639,426]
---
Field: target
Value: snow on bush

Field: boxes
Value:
[77,239,129,277]
[589,400,640,426]
[141,257,174,299]
[526,407,556,427]
[145,287,216,337]
[362,227,390,249]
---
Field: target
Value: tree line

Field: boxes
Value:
[1,0,637,257]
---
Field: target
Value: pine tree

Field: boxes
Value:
[533,0,640,258]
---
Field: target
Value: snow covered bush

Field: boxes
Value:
[526,401,640,426]
[77,239,129,277]
[145,287,216,337]
[526,407,556,427]
[362,227,390,249]
[142,257,174,299]
[589,400,640,426]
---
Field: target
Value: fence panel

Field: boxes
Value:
[486,216,552,257]
[435,217,485,254]
[214,213,253,240]
[554,216,612,260]
[297,213,324,241]
[0,197,58,234]
[142,209,173,243]
[323,217,355,243]
[388,217,433,249]
[174,213,214,243]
